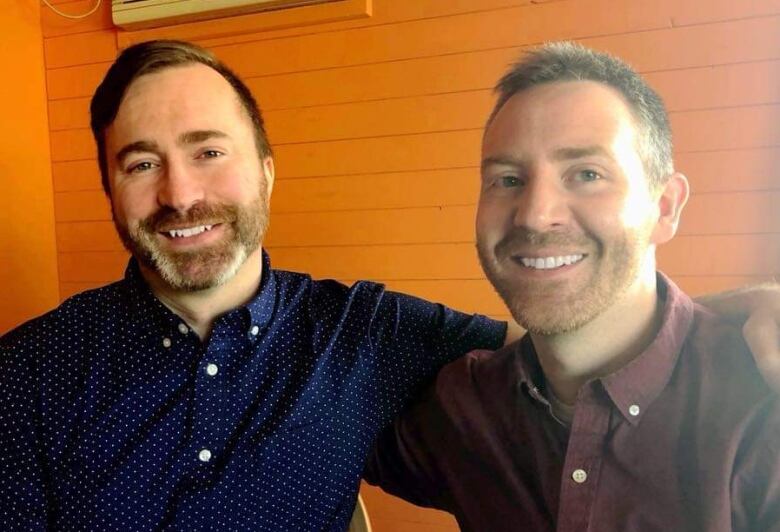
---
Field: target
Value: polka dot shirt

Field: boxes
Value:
[0,251,504,531]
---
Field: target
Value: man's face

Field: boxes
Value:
[477,81,663,335]
[105,63,274,291]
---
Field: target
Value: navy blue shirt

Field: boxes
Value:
[0,251,505,531]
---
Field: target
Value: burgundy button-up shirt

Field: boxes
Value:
[366,275,780,531]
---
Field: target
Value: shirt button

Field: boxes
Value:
[572,468,588,484]
[629,404,641,416]
[205,363,219,376]
[178,323,189,335]
[162,337,172,348]
[198,449,212,463]
[249,325,260,336]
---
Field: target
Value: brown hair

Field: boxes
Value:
[90,39,272,195]
[490,42,673,187]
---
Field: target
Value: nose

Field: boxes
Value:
[156,160,205,212]
[512,172,568,232]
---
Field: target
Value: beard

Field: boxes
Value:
[477,226,649,336]
[115,188,269,292]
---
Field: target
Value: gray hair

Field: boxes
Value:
[489,41,673,186]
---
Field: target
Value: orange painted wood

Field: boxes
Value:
[54,190,110,222]
[272,168,480,212]
[58,250,128,283]
[52,159,103,192]
[47,61,110,101]
[50,128,93,161]
[44,29,116,69]
[678,147,780,193]
[361,484,457,531]
[0,0,60,332]
[264,90,494,145]
[41,0,113,38]
[679,191,780,235]
[646,60,780,112]
[671,104,780,152]
[658,234,780,276]
[57,221,120,252]
[49,96,90,131]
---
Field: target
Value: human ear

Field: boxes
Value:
[650,172,689,245]
[262,156,275,198]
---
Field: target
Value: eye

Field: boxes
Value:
[126,161,158,174]
[575,169,603,182]
[497,175,521,188]
[198,149,224,160]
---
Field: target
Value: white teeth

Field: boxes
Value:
[167,225,213,238]
[519,254,584,270]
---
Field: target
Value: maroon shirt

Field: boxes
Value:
[365,275,780,531]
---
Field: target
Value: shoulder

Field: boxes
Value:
[2,281,126,353]
[273,268,386,308]
[429,344,519,411]
[685,303,765,385]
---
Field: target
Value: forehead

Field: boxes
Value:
[483,80,640,157]
[108,63,248,145]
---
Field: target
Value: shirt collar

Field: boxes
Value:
[510,272,694,427]
[600,272,694,426]
[122,249,278,337]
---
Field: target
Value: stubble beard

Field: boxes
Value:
[477,227,648,336]
[115,188,269,292]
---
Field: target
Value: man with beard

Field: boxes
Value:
[0,40,505,531]
[0,40,777,532]
[365,42,780,531]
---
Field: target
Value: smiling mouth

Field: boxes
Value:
[162,224,217,239]
[514,254,586,270]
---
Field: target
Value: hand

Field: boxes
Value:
[743,305,780,394]
[695,282,780,393]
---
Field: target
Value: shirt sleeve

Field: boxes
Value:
[363,382,453,511]
[369,290,506,424]
[0,329,49,531]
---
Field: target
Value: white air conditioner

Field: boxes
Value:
[112,0,338,30]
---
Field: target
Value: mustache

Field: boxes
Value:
[139,203,239,233]
[494,228,592,257]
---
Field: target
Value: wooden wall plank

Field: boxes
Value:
[47,61,110,100]
[44,30,116,69]
[678,147,780,193]
[680,191,780,235]
[52,159,102,191]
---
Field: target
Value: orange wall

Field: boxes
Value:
[0,0,59,333]
[38,0,780,529]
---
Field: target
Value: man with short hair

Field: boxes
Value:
[366,42,780,531]
[0,40,777,531]
[0,41,506,531]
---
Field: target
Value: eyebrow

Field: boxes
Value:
[550,145,610,161]
[481,146,611,171]
[114,130,229,166]
[115,140,159,166]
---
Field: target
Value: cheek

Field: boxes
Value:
[112,185,156,224]
[475,200,506,243]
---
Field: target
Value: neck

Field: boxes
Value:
[532,262,663,406]
[140,248,263,340]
